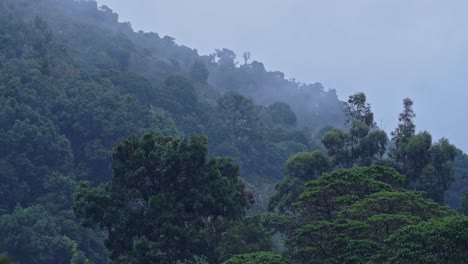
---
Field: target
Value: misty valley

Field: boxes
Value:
[0,0,467,263]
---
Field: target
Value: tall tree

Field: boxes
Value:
[73,133,251,263]
[391,98,416,149]
[322,93,387,168]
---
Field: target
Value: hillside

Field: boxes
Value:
[0,0,467,263]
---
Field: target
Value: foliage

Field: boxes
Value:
[0,0,466,262]
[446,150,468,209]
[269,150,332,215]
[222,252,287,264]
[286,166,459,264]
[0,206,104,264]
[390,98,416,149]
[73,133,251,263]
[322,93,387,168]
[390,99,458,203]
[461,189,468,215]
[386,215,468,263]
[265,102,297,127]
[217,214,273,259]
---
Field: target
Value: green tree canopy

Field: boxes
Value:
[73,133,252,263]
[222,252,288,264]
[269,150,332,215]
[322,93,387,168]
[0,205,103,264]
[287,166,459,264]
[390,98,458,203]
[386,215,468,263]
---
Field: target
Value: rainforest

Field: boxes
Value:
[0,0,467,263]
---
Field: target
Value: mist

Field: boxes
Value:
[1,1,467,262]
[97,0,468,152]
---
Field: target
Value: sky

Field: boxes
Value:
[97,0,468,152]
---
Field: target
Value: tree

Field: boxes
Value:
[446,151,468,210]
[269,151,332,215]
[157,75,198,116]
[217,215,273,259]
[390,98,416,149]
[211,92,266,176]
[265,102,297,127]
[282,166,404,264]
[223,252,288,264]
[427,138,458,203]
[344,92,374,127]
[0,206,98,264]
[189,60,209,84]
[287,166,457,264]
[389,99,457,204]
[215,48,237,68]
[386,215,468,263]
[339,191,455,242]
[461,189,468,215]
[322,93,387,168]
[73,133,251,263]
[393,132,457,203]
[298,166,404,222]
[0,99,75,211]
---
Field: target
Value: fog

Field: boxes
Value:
[97,0,468,152]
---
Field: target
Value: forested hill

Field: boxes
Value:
[1,0,467,263]
[2,0,345,176]
[5,0,345,129]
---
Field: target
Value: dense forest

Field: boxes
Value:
[0,0,467,263]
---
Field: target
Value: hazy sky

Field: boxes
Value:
[97,0,468,152]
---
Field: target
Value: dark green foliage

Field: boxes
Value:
[344,92,374,127]
[461,189,468,215]
[73,134,251,263]
[287,166,458,264]
[222,252,288,264]
[390,98,458,203]
[322,93,387,168]
[215,92,264,152]
[54,80,177,184]
[96,70,157,105]
[157,75,198,115]
[390,98,416,149]
[0,0,466,262]
[386,215,468,263]
[298,166,404,221]
[446,151,468,209]
[0,206,106,264]
[0,100,75,211]
[265,102,297,127]
[217,215,273,259]
[209,92,269,183]
[0,0,342,221]
[269,151,332,215]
